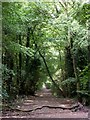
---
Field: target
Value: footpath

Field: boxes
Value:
[1,88,90,120]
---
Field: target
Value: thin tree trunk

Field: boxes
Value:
[36,46,65,97]
[72,55,79,91]
[19,34,22,79]
[25,27,32,95]
[18,33,22,94]
[5,52,13,95]
[26,27,31,70]
[70,38,80,100]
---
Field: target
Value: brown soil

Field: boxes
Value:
[1,88,90,119]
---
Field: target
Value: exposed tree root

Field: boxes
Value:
[7,102,82,112]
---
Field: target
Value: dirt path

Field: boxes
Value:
[1,88,90,119]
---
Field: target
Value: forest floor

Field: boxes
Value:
[1,88,90,119]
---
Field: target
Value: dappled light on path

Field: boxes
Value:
[2,88,89,119]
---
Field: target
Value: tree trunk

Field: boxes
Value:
[5,51,13,95]
[26,27,31,71]
[72,54,80,91]
[37,47,65,97]
[18,33,22,94]
[25,27,35,95]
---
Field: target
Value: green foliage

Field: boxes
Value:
[61,77,76,85]
[2,1,90,102]
[45,81,52,89]
[74,3,90,25]
[2,88,9,99]
[10,42,34,57]
[2,64,15,81]
[79,65,89,90]
[2,64,17,98]
[0,81,2,100]
[77,90,90,96]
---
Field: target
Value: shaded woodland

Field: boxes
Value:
[1,0,90,108]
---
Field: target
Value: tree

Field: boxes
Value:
[2,1,90,104]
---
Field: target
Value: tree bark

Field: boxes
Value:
[18,33,22,94]
[5,51,13,95]
[26,27,31,69]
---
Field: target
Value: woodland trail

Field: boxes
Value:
[1,88,90,119]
